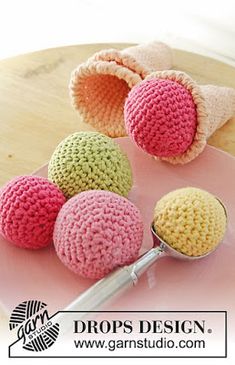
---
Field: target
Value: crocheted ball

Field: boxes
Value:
[124,78,197,157]
[48,132,132,199]
[53,190,143,279]
[0,176,65,249]
[153,187,227,257]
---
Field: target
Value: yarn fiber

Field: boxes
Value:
[124,78,197,157]
[53,190,143,279]
[153,187,227,257]
[0,176,65,249]
[48,132,132,199]
[128,70,235,164]
[70,42,172,137]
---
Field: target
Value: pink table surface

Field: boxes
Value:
[0,138,234,326]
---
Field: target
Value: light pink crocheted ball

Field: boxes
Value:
[0,176,65,249]
[124,78,197,157]
[53,190,143,279]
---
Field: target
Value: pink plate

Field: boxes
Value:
[0,137,235,324]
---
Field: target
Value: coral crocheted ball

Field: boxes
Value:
[0,176,65,249]
[48,132,132,199]
[153,187,227,257]
[124,78,197,157]
[53,190,143,279]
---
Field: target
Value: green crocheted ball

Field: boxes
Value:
[48,132,132,198]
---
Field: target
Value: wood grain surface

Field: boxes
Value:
[0,43,235,187]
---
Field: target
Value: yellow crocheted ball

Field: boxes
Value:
[153,187,227,257]
[48,132,132,199]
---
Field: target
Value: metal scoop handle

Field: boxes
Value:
[64,246,165,314]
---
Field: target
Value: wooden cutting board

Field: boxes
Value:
[0,42,235,187]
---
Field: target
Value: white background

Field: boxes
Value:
[0,0,235,63]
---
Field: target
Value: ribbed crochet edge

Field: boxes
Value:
[69,49,150,137]
[91,48,150,77]
[145,71,209,164]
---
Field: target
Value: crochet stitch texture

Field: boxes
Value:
[153,187,227,257]
[70,42,172,137]
[0,175,65,249]
[48,132,132,199]
[133,70,235,164]
[53,190,144,279]
[124,78,197,157]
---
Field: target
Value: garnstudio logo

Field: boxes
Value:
[9,300,59,352]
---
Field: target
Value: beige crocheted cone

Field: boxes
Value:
[201,84,235,137]
[70,42,172,137]
[145,71,235,164]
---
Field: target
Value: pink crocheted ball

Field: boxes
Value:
[0,176,65,249]
[53,190,143,279]
[124,78,197,157]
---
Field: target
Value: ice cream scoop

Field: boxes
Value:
[70,42,172,137]
[124,70,235,164]
[48,131,132,199]
[61,187,227,314]
[153,187,227,257]
[0,176,65,249]
[53,190,143,279]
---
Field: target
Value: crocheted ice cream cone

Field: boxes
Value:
[70,42,172,137]
[153,187,227,257]
[124,70,235,164]
[201,84,235,137]
[0,176,65,249]
[53,190,143,279]
[48,131,132,199]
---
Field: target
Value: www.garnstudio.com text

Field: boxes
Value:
[73,337,205,351]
